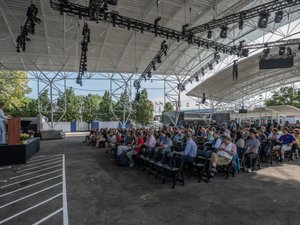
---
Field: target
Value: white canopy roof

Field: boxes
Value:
[187,47,300,102]
[1,0,299,79]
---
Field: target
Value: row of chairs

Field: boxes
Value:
[136,146,237,188]
[137,148,185,189]
[133,140,293,188]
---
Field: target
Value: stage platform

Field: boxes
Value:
[0,138,40,166]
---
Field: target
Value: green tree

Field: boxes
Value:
[56,87,81,122]
[265,86,300,108]
[132,89,153,125]
[163,102,174,112]
[115,91,131,122]
[38,89,51,119]
[99,91,114,121]
[82,94,102,124]
[0,71,31,113]
[19,98,38,117]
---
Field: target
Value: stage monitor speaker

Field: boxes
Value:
[259,56,294,69]
[239,109,248,114]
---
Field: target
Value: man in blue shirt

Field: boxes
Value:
[276,127,295,162]
[174,132,197,166]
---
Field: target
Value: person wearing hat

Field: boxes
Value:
[242,128,260,172]
[0,102,11,145]
[210,135,237,176]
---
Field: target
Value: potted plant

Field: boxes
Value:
[20,133,30,144]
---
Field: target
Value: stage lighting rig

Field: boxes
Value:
[50,0,241,56]
[16,4,41,52]
[132,41,169,92]
[243,38,300,50]
[187,0,300,35]
[77,23,90,86]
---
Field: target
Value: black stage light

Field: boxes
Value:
[287,47,292,55]
[241,49,249,57]
[135,92,140,101]
[147,71,152,78]
[189,78,192,84]
[258,11,270,28]
[195,75,199,82]
[207,30,212,39]
[263,48,270,56]
[201,68,205,76]
[298,43,300,50]
[274,11,284,23]
[239,12,246,29]
[279,46,286,55]
[156,56,162,63]
[152,62,156,71]
[201,93,206,104]
[239,20,244,30]
[208,63,213,70]
[220,26,228,39]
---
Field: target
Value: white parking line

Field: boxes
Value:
[0,182,62,209]
[21,157,62,168]
[1,169,62,189]
[0,175,62,198]
[28,155,62,163]
[17,161,62,173]
[10,164,62,180]
[0,193,62,225]
[32,208,63,225]
[62,154,69,225]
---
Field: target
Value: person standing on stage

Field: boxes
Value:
[0,102,10,145]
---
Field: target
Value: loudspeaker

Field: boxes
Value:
[259,56,294,69]
[239,109,248,114]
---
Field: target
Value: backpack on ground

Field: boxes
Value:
[117,152,129,167]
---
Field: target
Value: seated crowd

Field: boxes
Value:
[85,121,300,181]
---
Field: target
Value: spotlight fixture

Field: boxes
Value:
[298,43,300,51]
[279,46,286,55]
[220,26,228,39]
[207,30,212,39]
[147,71,152,78]
[263,48,270,56]
[208,63,213,70]
[189,78,192,84]
[241,49,249,57]
[258,11,270,28]
[135,92,140,101]
[201,68,205,76]
[239,12,246,30]
[156,55,162,63]
[152,62,156,71]
[274,11,284,23]
[182,23,189,36]
[195,75,199,82]
[201,93,206,104]
[238,20,244,30]
[287,47,292,55]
